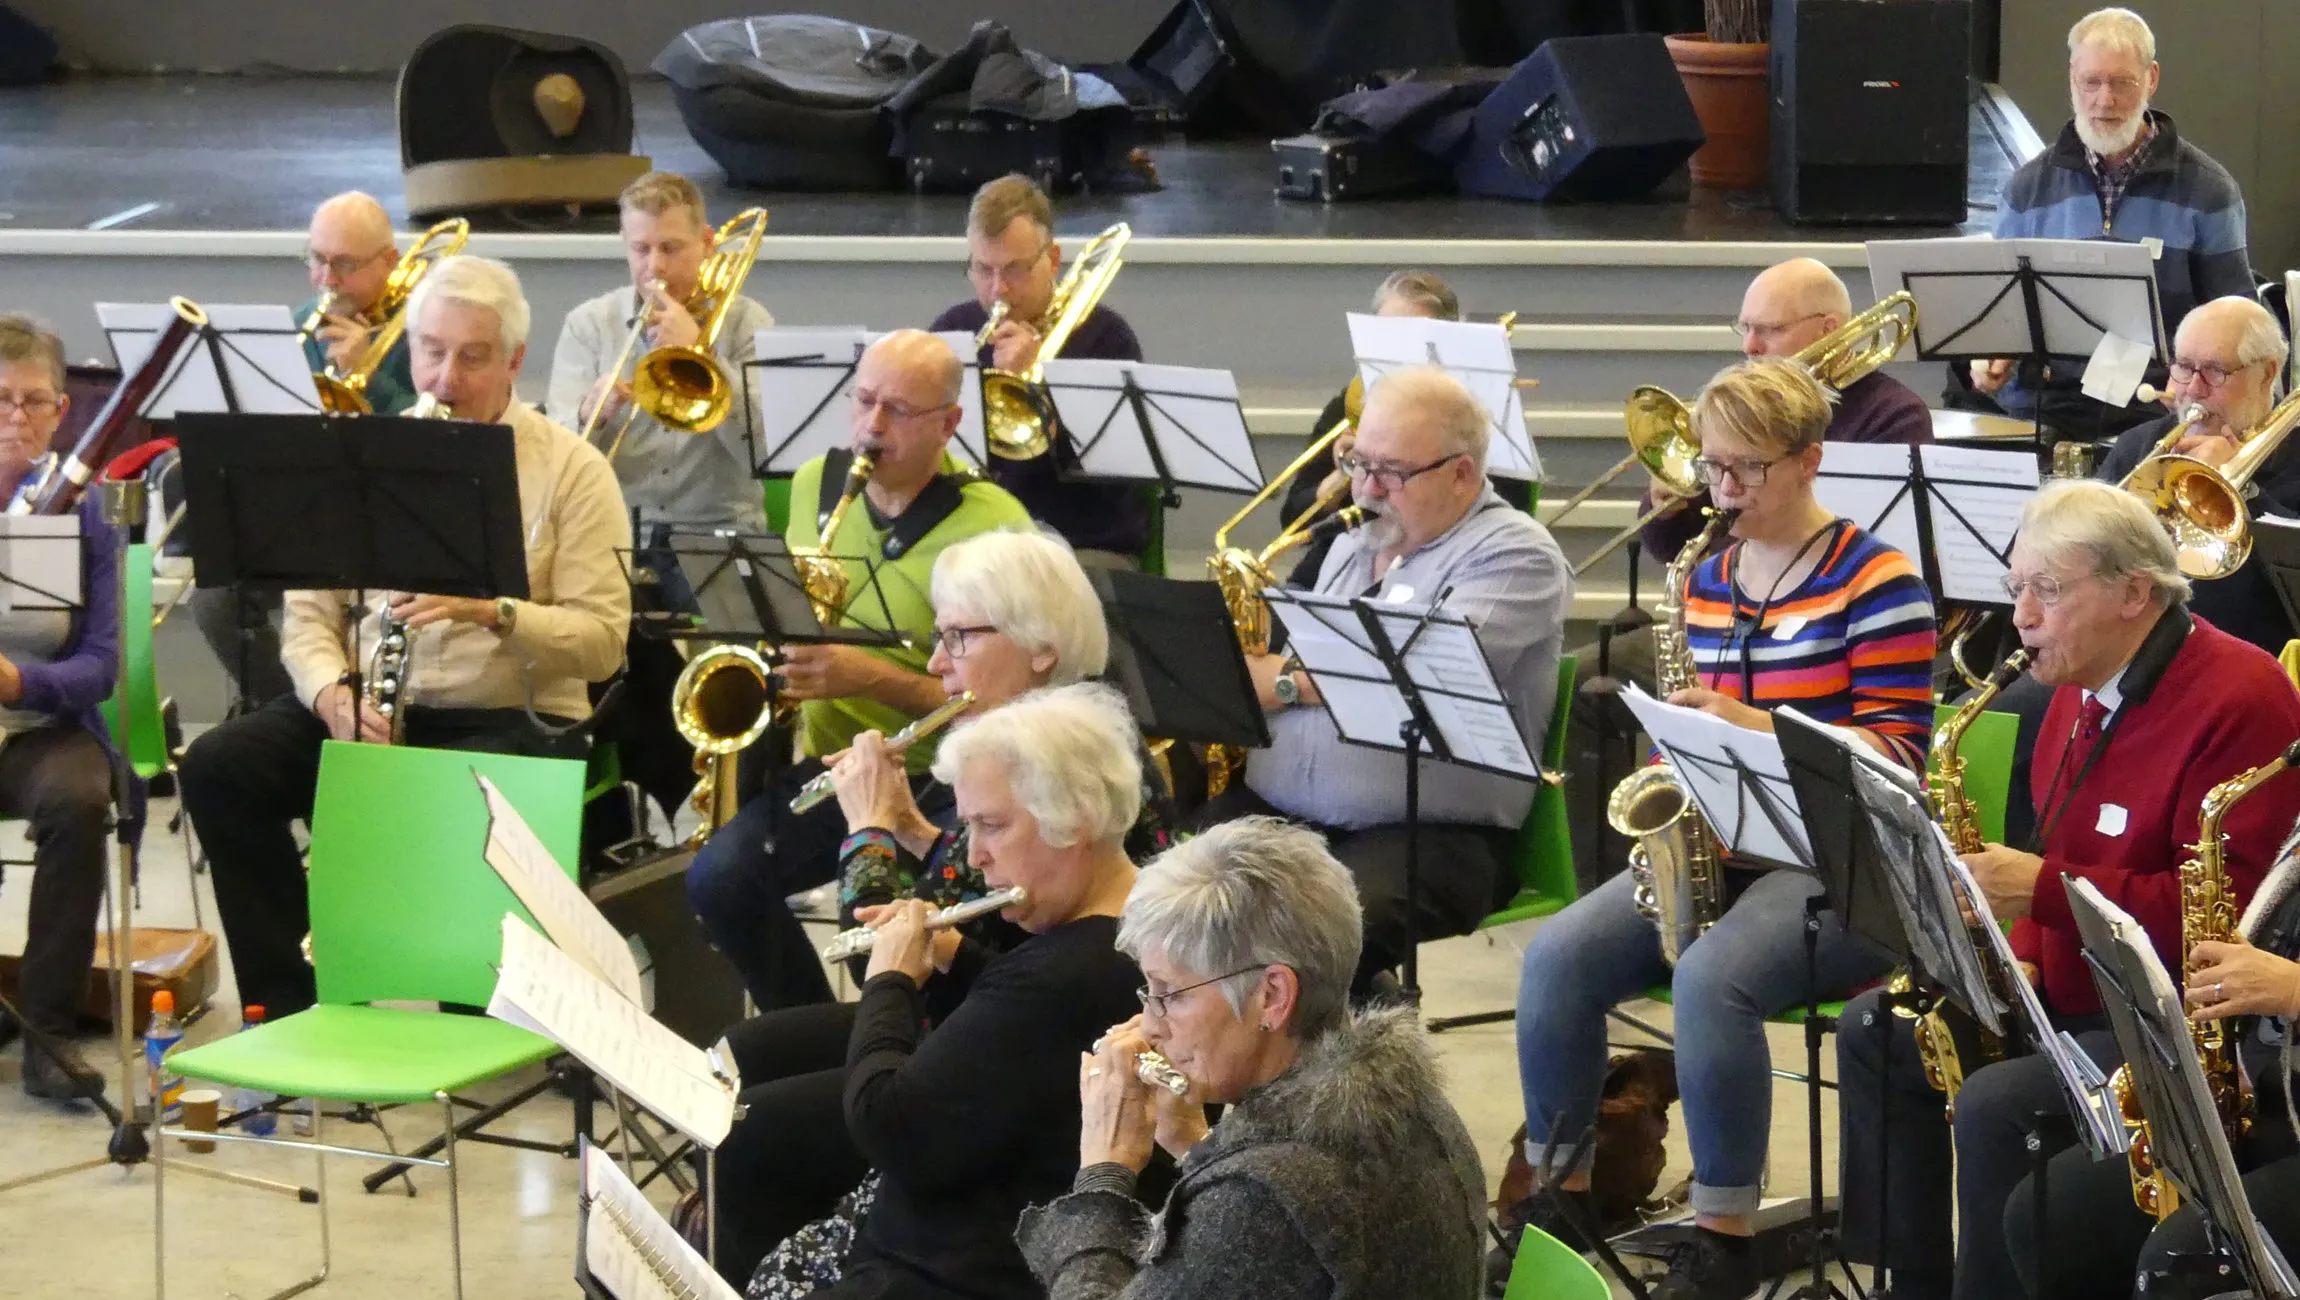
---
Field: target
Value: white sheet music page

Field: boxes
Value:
[1816,443,1922,560]
[583,1144,742,1300]
[488,916,737,1148]
[1042,359,1154,480]
[1617,685,1812,868]
[474,773,644,1005]
[1366,607,1539,779]
[1264,591,1417,749]
[746,327,869,475]
[100,302,319,417]
[1346,314,1538,481]
[1919,444,2038,604]
[0,515,82,613]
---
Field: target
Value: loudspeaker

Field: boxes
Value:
[1457,34,1704,202]
[1770,0,1971,225]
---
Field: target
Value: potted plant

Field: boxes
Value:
[1666,0,1770,190]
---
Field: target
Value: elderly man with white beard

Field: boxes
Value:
[1967,6,2252,437]
[1183,366,1571,999]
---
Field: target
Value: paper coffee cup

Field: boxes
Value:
[180,1088,221,1153]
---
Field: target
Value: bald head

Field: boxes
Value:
[2167,295,2286,436]
[865,329,965,407]
[1738,258,1853,360]
[305,191,400,315]
[310,192,393,249]
[852,329,965,500]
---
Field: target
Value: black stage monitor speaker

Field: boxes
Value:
[1770,0,1971,225]
[1457,34,1703,202]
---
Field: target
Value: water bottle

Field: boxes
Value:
[142,989,184,1122]
[232,1004,277,1136]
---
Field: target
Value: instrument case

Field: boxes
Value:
[1271,132,1451,202]
[0,927,217,1036]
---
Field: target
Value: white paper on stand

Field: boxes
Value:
[99,302,319,417]
[1043,359,1262,493]
[488,916,737,1149]
[1817,443,1924,560]
[2081,331,2153,406]
[1918,444,2038,603]
[1346,313,1539,480]
[473,772,644,1004]
[582,1144,742,1300]
[745,328,869,475]
[0,515,83,613]
[1617,685,1812,869]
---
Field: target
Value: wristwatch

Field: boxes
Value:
[495,596,519,633]
[1272,668,1303,708]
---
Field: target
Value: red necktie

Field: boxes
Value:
[2078,695,2109,742]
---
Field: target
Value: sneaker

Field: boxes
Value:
[22,1037,107,1102]
[1486,1187,1599,1295]
[1646,1227,1766,1300]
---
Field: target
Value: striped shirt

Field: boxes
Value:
[1681,522,1937,770]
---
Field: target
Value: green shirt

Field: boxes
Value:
[785,451,1032,769]
[296,295,418,416]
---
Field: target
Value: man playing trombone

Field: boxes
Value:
[297,191,416,417]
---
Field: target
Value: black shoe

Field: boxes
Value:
[1646,1227,1765,1300]
[22,1037,107,1102]
[1486,1187,1599,1295]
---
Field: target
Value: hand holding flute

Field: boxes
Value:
[821,886,1028,964]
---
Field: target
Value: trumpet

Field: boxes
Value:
[819,887,1027,961]
[789,691,976,814]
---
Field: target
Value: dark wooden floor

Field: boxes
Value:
[0,73,2018,238]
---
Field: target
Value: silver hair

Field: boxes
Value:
[931,527,1109,685]
[1119,816,1363,1039]
[1373,269,1462,321]
[929,682,1142,849]
[406,254,530,353]
[2069,7,2155,65]
[2018,479,2190,606]
[1368,364,1490,472]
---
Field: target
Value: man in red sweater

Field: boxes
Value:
[1834,479,2300,1300]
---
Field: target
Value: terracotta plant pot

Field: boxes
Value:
[1665,33,1771,190]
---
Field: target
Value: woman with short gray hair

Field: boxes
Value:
[1018,816,1488,1299]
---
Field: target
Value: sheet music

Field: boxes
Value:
[474,773,645,1005]
[583,1143,742,1300]
[1816,443,1923,560]
[1346,314,1539,480]
[1845,760,2009,1036]
[1865,237,2164,361]
[1919,444,2038,604]
[1044,359,1262,493]
[99,302,318,416]
[488,916,737,1148]
[746,328,868,475]
[0,515,82,612]
[1365,605,1538,779]
[904,330,987,470]
[1617,685,1812,869]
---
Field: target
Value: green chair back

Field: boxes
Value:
[1523,479,1542,515]
[307,741,585,1009]
[763,476,793,536]
[1493,654,1579,922]
[1503,1224,1608,1300]
[1138,483,1168,576]
[99,543,168,780]
[1930,705,2019,845]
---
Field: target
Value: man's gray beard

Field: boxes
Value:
[1357,505,1405,553]
[2072,96,2147,157]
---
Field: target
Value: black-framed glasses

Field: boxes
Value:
[1730,312,1825,342]
[300,247,391,278]
[1137,966,1267,1018]
[1691,454,1789,488]
[0,394,61,418]
[932,623,999,658]
[2001,572,2091,606]
[1337,450,1460,491]
[2167,358,2251,388]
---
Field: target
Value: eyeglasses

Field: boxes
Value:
[1731,312,1825,342]
[2168,358,2253,389]
[966,242,1052,285]
[2072,74,2145,99]
[2001,572,2091,606]
[1691,455,1789,488]
[1338,450,1461,491]
[300,248,391,278]
[932,623,999,658]
[0,394,60,418]
[853,390,952,423]
[1137,965,1267,1019]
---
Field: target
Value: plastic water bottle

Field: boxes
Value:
[142,990,184,1122]
[233,1004,277,1136]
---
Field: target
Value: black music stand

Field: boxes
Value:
[1090,569,1269,754]
[2252,515,2300,638]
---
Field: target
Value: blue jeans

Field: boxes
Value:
[1516,867,1892,1217]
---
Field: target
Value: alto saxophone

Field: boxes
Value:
[2112,741,2295,1218]
[1903,647,2032,1111]
[799,452,876,626]
[1613,506,1734,966]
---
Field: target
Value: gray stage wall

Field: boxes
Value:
[1998,0,2300,279]
[11,1,1153,74]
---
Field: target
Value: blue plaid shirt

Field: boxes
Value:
[2085,118,2159,227]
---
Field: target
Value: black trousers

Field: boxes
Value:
[0,726,117,1035]
[1186,783,1515,994]
[708,1000,868,1289]
[1835,984,2118,1300]
[2005,1092,2300,1299]
[178,695,582,1018]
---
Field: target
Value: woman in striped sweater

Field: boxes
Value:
[1507,359,1937,1300]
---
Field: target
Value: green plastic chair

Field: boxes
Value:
[98,543,168,783]
[1503,1224,1609,1300]
[763,475,793,536]
[1138,483,1168,576]
[1426,655,1577,1033]
[156,741,586,1300]
[1932,704,2019,845]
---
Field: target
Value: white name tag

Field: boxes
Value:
[1772,615,1809,641]
[2140,236,2164,260]
[2096,803,2129,837]
[1385,584,1416,604]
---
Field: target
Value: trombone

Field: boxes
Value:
[631,207,769,437]
[1206,376,1365,656]
[311,218,469,415]
[982,223,1131,460]
[1565,291,1919,575]
[2122,389,2300,580]
[575,278,665,458]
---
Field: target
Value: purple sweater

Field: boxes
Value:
[21,493,123,730]
[1639,369,1933,561]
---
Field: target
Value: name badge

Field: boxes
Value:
[2096,803,2130,837]
[1772,615,1809,641]
[1385,584,1416,604]
[2140,236,2165,260]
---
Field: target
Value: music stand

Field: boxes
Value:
[1815,442,2036,606]
[1090,569,1269,752]
[1264,587,1542,1002]
[1041,359,1263,496]
[648,531,902,650]
[2250,515,2300,637]
[2069,878,2300,1300]
[1345,313,1541,481]
[98,302,321,417]
[743,327,989,475]
[1615,685,1814,871]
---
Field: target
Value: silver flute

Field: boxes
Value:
[789,691,975,815]
[819,886,1026,962]
[1092,1034,1191,1097]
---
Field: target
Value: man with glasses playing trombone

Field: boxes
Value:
[298,191,416,417]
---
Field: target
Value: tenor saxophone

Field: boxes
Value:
[1902,647,2033,1111]
[2111,741,2297,1218]
[1613,507,1734,966]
